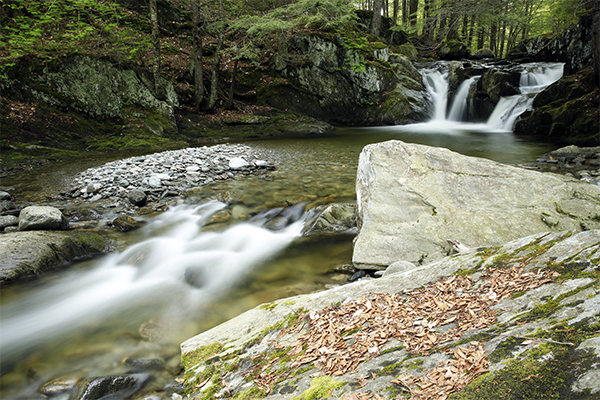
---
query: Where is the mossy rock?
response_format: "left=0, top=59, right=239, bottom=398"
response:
left=439, top=40, right=469, bottom=60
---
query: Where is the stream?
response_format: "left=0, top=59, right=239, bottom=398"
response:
left=0, top=62, right=563, bottom=399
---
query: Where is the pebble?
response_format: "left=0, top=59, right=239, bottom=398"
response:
left=63, top=144, right=275, bottom=208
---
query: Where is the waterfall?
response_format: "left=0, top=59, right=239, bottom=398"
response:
left=448, top=77, right=479, bottom=122
left=0, top=201, right=305, bottom=364
left=418, top=62, right=563, bottom=132
left=421, top=69, right=449, bottom=121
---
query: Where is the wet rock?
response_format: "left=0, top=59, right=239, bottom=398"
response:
left=0, top=231, right=114, bottom=282
left=0, top=191, right=11, bottom=200
left=68, top=373, right=152, bottom=400
left=1, top=199, right=15, bottom=213
left=0, top=215, right=19, bottom=230
left=112, top=216, right=138, bottom=232
left=18, top=206, right=69, bottom=231
left=39, top=375, right=80, bottom=397
left=128, top=190, right=148, bottom=207
left=184, top=267, right=206, bottom=288
left=124, top=358, right=166, bottom=371
left=439, top=40, right=469, bottom=60
left=303, top=203, right=357, bottom=236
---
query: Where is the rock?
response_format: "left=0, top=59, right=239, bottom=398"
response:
left=383, top=260, right=417, bottom=276
left=147, top=175, right=162, bottom=188
left=180, top=230, right=600, bottom=400
left=353, top=140, right=600, bottom=268
left=0, top=215, right=19, bottom=230
left=0, top=191, right=11, bottom=200
left=128, top=190, right=148, bottom=207
left=470, top=48, right=495, bottom=60
left=514, top=65, right=599, bottom=146
left=0, top=231, right=113, bottom=282
left=68, top=374, right=152, bottom=400
left=112, top=216, right=138, bottom=232
left=438, top=40, right=469, bottom=60
left=18, top=206, right=69, bottom=231
left=0, top=199, right=15, bottom=212
left=229, top=157, right=250, bottom=169
left=124, top=358, right=166, bottom=371
left=303, top=203, right=357, bottom=235
left=507, top=14, right=594, bottom=75
left=471, top=67, right=521, bottom=120
left=40, top=375, right=80, bottom=397
left=266, top=34, right=430, bottom=125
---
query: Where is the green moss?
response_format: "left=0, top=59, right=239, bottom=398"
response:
left=232, top=386, right=268, bottom=400
left=455, top=266, right=480, bottom=276
left=450, top=343, right=599, bottom=400
left=259, top=302, right=278, bottom=312
left=520, top=282, right=596, bottom=322
left=292, top=376, right=346, bottom=400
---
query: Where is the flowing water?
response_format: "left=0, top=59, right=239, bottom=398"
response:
left=0, top=63, right=564, bottom=399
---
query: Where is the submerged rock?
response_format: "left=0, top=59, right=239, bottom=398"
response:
left=353, top=140, right=600, bottom=268
left=68, top=373, right=152, bottom=400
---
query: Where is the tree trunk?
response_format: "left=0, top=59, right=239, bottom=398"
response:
left=402, top=0, right=407, bottom=24
left=393, top=0, right=399, bottom=24
left=490, top=22, right=497, bottom=53
left=422, top=0, right=433, bottom=41
left=477, top=25, right=484, bottom=50
left=409, top=0, right=418, bottom=26
left=227, top=59, right=238, bottom=110
left=591, top=0, right=600, bottom=87
left=370, top=0, right=384, bottom=36
left=191, top=0, right=204, bottom=112
left=150, top=0, right=161, bottom=97
left=207, top=0, right=224, bottom=112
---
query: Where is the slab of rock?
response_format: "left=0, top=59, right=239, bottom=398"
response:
left=353, top=140, right=600, bottom=268
left=18, top=206, right=69, bottom=231
left=0, top=231, right=113, bottom=282
left=180, top=230, right=600, bottom=400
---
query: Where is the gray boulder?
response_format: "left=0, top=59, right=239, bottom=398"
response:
left=0, top=231, right=113, bottom=282
left=353, top=140, right=600, bottom=269
left=127, top=189, right=147, bottom=207
left=18, top=206, right=70, bottom=231
left=303, top=203, right=357, bottom=235
left=68, top=374, right=151, bottom=400
left=0, top=215, right=19, bottom=230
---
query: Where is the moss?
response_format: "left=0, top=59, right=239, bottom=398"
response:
left=519, top=282, right=596, bottom=322
left=258, top=302, right=278, bottom=312
left=292, top=376, right=346, bottom=400
left=450, top=343, right=599, bottom=400
left=232, top=386, right=268, bottom=400
left=455, top=266, right=480, bottom=276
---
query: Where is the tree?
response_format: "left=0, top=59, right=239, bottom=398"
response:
left=370, top=0, right=384, bottom=36
left=150, top=0, right=161, bottom=96
left=207, top=0, right=224, bottom=112
left=190, top=0, right=204, bottom=112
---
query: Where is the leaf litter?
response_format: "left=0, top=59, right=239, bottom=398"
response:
left=254, top=266, right=558, bottom=399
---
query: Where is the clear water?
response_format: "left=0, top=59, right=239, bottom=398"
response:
left=0, top=125, right=560, bottom=398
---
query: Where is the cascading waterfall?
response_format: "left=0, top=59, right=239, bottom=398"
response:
left=448, top=76, right=479, bottom=122
left=0, top=201, right=306, bottom=365
left=418, top=62, right=564, bottom=132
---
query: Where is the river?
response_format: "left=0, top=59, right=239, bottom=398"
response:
left=0, top=63, right=563, bottom=399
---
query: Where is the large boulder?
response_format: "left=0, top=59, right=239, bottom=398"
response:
left=18, top=206, right=69, bottom=231
left=180, top=229, right=600, bottom=400
left=0, top=231, right=114, bottom=282
left=438, top=40, right=469, bottom=60
left=514, top=65, right=599, bottom=146
left=263, top=34, right=430, bottom=125
left=353, top=140, right=600, bottom=269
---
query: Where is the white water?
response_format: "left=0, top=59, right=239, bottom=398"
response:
left=399, top=62, right=564, bottom=134
left=0, top=201, right=305, bottom=363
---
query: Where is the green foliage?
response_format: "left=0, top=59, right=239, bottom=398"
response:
left=0, top=0, right=152, bottom=65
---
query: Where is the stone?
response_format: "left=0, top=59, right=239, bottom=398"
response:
left=0, top=231, right=113, bottom=282
left=68, top=374, right=152, bottom=400
left=0, top=191, right=11, bottom=200
left=303, top=203, right=357, bottom=235
left=0, top=215, right=19, bottom=230
left=112, top=216, right=138, bottom=232
left=147, top=175, right=162, bottom=188
left=229, top=157, right=250, bottom=169
left=18, top=206, right=69, bottom=231
left=438, top=40, right=469, bottom=60
left=383, top=260, right=417, bottom=276
left=471, top=48, right=495, bottom=60
left=40, top=375, right=80, bottom=397
left=128, top=190, right=148, bottom=207
left=353, top=140, right=600, bottom=268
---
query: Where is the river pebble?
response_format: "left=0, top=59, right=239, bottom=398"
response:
left=63, top=144, right=275, bottom=206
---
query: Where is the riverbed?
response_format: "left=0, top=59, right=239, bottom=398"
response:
left=0, top=126, right=558, bottom=399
